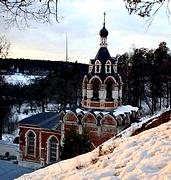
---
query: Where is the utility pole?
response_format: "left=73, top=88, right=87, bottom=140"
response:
left=64, top=33, right=68, bottom=108
left=66, top=33, right=68, bottom=62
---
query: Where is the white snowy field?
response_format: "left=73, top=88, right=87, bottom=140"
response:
left=3, top=73, right=45, bottom=86
left=17, top=113, right=171, bottom=180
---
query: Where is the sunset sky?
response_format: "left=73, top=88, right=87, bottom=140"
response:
left=1, top=0, right=171, bottom=64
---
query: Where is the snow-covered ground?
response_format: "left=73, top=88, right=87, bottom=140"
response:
left=17, top=110, right=171, bottom=180
left=0, top=160, right=33, bottom=180
left=3, top=73, right=45, bottom=86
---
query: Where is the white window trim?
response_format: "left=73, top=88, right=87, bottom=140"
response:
left=105, top=60, right=111, bottom=73
left=25, top=130, right=37, bottom=158
left=46, top=135, right=59, bottom=164
left=95, top=60, right=101, bottom=73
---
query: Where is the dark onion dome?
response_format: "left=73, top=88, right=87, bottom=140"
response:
left=99, top=25, right=108, bottom=37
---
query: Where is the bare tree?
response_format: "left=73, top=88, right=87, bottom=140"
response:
left=124, top=0, right=170, bottom=18
left=1, top=1, right=171, bottom=28
left=0, top=0, right=59, bottom=27
left=0, top=35, right=10, bottom=58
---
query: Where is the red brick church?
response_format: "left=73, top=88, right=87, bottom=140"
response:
left=19, top=14, right=139, bottom=168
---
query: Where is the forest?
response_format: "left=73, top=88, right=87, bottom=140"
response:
left=0, top=41, right=171, bottom=139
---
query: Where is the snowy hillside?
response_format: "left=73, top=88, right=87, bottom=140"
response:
left=17, top=111, right=171, bottom=180
left=3, top=73, right=45, bottom=86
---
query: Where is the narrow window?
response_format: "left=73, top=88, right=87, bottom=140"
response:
left=105, top=60, right=111, bottom=73
left=27, top=131, right=35, bottom=156
left=95, top=60, right=101, bottom=73
left=49, top=137, right=58, bottom=163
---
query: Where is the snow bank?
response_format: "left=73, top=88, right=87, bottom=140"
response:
left=17, top=112, right=171, bottom=180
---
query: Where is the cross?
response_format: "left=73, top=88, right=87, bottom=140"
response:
left=103, top=12, right=106, bottom=26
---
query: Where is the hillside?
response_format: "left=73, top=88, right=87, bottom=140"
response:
left=17, top=110, right=171, bottom=180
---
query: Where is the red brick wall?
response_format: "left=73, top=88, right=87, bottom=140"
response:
left=19, top=126, right=61, bottom=164
left=101, top=116, right=117, bottom=126
left=83, top=113, right=96, bottom=124
left=19, top=127, right=40, bottom=162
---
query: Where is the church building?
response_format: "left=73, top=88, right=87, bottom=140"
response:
left=19, top=14, right=139, bottom=168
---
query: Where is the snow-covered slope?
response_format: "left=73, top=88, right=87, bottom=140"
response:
left=17, top=112, right=171, bottom=180
left=3, top=73, right=45, bottom=86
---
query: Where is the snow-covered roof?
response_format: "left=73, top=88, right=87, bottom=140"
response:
left=76, top=105, right=138, bottom=117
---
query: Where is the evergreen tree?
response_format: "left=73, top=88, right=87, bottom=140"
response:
left=60, top=127, right=93, bottom=160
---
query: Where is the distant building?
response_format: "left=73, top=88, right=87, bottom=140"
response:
left=19, top=13, right=140, bottom=168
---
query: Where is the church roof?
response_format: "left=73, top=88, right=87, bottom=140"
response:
left=95, top=47, right=111, bottom=63
left=19, top=112, right=60, bottom=130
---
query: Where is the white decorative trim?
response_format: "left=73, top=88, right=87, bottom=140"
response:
left=46, top=135, right=59, bottom=164
left=78, top=125, right=82, bottom=134
left=87, top=90, right=93, bottom=99
left=99, top=89, right=106, bottom=100
left=89, top=75, right=102, bottom=84
left=63, top=111, right=78, bottom=122
left=113, top=65, right=117, bottom=73
left=82, top=89, right=87, bottom=98
left=119, top=89, right=122, bottom=98
left=105, top=60, right=111, bottom=73
left=100, top=37, right=108, bottom=47
left=101, top=114, right=117, bottom=126
left=25, top=129, right=37, bottom=158
left=39, top=132, right=41, bottom=160
left=112, top=90, right=118, bottom=99
left=104, top=76, right=117, bottom=84
left=95, top=60, right=101, bottom=73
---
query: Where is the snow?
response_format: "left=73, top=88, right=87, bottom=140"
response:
left=113, top=105, right=139, bottom=116
left=76, top=105, right=139, bottom=116
left=3, top=73, right=45, bottom=86
left=17, top=110, right=171, bottom=180
left=0, top=160, right=33, bottom=180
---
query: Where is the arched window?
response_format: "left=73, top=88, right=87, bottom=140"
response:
left=27, top=131, right=36, bottom=156
left=95, top=60, right=101, bottom=73
left=92, top=78, right=101, bottom=100
left=104, top=77, right=115, bottom=101
left=48, top=136, right=59, bottom=163
left=105, top=60, right=111, bottom=73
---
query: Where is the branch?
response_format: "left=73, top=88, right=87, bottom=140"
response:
left=0, top=0, right=59, bottom=28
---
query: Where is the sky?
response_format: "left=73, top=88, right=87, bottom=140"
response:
left=1, top=0, right=171, bottom=64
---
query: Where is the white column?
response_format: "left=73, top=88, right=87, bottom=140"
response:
left=99, top=84, right=106, bottom=101
left=82, top=88, right=87, bottom=98
left=87, top=90, right=93, bottom=99
left=119, top=86, right=122, bottom=98
left=60, top=122, right=65, bottom=145
left=112, top=86, right=118, bottom=99
left=113, top=65, right=117, bottom=73
left=87, top=84, right=93, bottom=99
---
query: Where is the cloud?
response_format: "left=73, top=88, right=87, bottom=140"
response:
left=2, top=0, right=171, bottom=63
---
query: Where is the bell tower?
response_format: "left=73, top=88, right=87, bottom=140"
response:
left=82, top=13, right=123, bottom=110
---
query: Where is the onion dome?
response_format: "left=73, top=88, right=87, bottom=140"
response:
left=99, top=12, right=108, bottom=37
left=99, top=26, right=108, bottom=37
